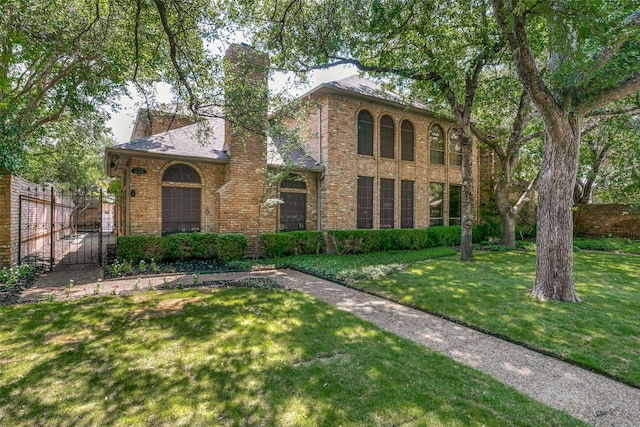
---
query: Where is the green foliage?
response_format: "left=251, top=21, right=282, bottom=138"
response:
left=164, top=233, right=217, bottom=260
left=116, top=232, right=245, bottom=263
left=215, top=234, right=248, bottom=262
left=260, top=231, right=324, bottom=258
left=573, top=237, right=640, bottom=253
left=0, top=265, right=36, bottom=289
left=327, top=226, right=487, bottom=255
left=116, top=235, right=167, bottom=264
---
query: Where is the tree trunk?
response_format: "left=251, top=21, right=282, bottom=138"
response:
left=494, top=178, right=516, bottom=247
left=532, top=119, right=581, bottom=302
left=460, top=134, right=474, bottom=261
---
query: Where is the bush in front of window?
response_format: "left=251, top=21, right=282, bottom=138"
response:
left=327, top=225, right=488, bottom=255
left=216, top=234, right=248, bottom=262
left=116, top=232, right=247, bottom=263
left=116, top=235, right=167, bottom=264
left=261, top=231, right=325, bottom=258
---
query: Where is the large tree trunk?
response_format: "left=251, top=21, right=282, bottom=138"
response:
left=494, top=179, right=516, bottom=247
left=460, top=133, right=474, bottom=261
left=532, top=118, right=581, bottom=302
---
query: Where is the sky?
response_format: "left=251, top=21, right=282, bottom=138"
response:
left=106, top=66, right=358, bottom=144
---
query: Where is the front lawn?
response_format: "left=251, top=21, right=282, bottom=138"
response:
left=0, top=288, right=583, bottom=426
left=341, top=251, right=640, bottom=387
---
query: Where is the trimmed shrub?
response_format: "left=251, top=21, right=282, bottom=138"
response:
left=261, top=231, right=325, bottom=258
left=216, top=234, right=248, bottom=262
left=327, top=226, right=487, bottom=255
left=116, top=235, right=167, bottom=263
left=163, top=233, right=217, bottom=260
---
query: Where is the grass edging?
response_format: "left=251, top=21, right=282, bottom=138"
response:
left=291, top=263, right=636, bottom=389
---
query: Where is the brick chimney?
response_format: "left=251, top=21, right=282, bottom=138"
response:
left=217, top=44, right=272, bottom=254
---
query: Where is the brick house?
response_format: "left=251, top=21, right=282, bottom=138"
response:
left=105, top=44, right=480, bottom=253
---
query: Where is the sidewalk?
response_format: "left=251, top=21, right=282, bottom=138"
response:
left=24, top=267, right=640, bottom=426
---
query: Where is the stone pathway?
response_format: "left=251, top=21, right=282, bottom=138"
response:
left=23, top=268, right=640, bottom=426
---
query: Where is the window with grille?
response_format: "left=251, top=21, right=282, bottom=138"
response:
left=401, top=120, right=414, bottom=161
left=380, top=115, right=395, bottom=159
left=430, top=124, right=444, bottom=165
left=162, top=164, right=201, bottom=234
left=357, top=176, right=374, bottom=229
left=429, top=182, right=444, bottom=226
left=279, top=174, right=307, bottom=231
left=449, top=184, right=462, bottom=225
left=401, top=180, right=414, bottom=228
left=380, top=178, right=395, bottom=228
left=449, top=128, right=462, bottom=167
left=280, top=192, right=306, bottom=231
left=358, top=110, right=374, bottom=156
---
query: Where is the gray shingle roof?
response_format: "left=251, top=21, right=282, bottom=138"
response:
left=109, top=117, right=228, bottom=162
left=304, top=75, right=433, bottom=112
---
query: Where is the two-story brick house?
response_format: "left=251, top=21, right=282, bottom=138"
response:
left=105, top=44, right=479, bottom=253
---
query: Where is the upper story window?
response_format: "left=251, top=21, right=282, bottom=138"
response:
left=449, top=128, right=462, bottom=167
left=401, top=120, right=414, bottom=161
left=430, top=124, right=445, bottom=165
left=379, top=115, right=395, bottom=159
left=357, top=110, right=374, bottom=156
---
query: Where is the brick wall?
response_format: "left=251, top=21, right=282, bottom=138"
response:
left=574, top=204, right=640, bottom=239
left=0, top=175, right=55, bottom=268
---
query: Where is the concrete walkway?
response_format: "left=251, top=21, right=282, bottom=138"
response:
left=24, top=268, right=640, bottom=426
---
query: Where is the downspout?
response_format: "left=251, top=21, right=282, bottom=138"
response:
left=309, top=95, right=324, bottom=231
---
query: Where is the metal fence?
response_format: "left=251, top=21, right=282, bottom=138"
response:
left=18, top=188, right=117, bottom=270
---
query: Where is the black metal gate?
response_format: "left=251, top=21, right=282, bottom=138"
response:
left=18, top=188, right=117, bottom=270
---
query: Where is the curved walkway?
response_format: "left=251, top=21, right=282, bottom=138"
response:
left=24, top=268, right=640, bottom=426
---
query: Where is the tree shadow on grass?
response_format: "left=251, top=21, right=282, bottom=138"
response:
left=0, top=288, right=584, bottom=426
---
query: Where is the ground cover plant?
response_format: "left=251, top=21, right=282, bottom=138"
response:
left=228, top=247, right=456, bottom=282
left=340, top=251, right=640, bottom=387
left=573, top=237, right=640, bottom=255
left=0, top=288, right=584, bottom=426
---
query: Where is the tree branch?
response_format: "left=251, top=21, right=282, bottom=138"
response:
left=578, top=72, right=640, bottom=115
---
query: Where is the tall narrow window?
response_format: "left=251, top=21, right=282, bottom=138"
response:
left=449, top=184, right=462, bottom=225
left=401, top=180, right=414, bottom=228
left=280, top=174, right=307, bottom=231
left=357, top=110, right=374, bottom=156
left=380, top=178, right=395, bottom=228
left=430, top=124, right=444, bottom=165
left=429, top=182, right=444, bottom=226
left=449, top=128, right=462, bottom=167
left=401, top=120, right=414, bottom=161
left=357, top=176, right=374, bottom=229
left=380, top=115, right=395, bottom=159
left=162, top=164, right=201, bottom=234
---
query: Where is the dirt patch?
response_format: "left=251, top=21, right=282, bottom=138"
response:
left=128, top=296, right=204, bottom=321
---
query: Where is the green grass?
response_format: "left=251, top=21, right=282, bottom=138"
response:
left=229, top=247, right=457, bottom=282
left=342, top=251, right=640, bottom=387
left=0, top=288, right=584, bottom=426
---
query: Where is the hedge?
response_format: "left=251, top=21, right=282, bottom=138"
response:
left=116, top=232, right=247, bottom=263
left=327, top=225, right=488, bottom=255
left=261, top=231, right=324, bottom=258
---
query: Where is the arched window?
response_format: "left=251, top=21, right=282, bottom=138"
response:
left=430, top=124, right=444, bottom=165
left=357, top=110, right=374, bottom=156
left=401, top=120, right=414, bottom=161
left=380, top=115, right=395, bottom=159
left=162, top=164, right=201, bottom=234
left=279, top=174, right=307, bottom=231
left=449, top=128, right=462, bottom=167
